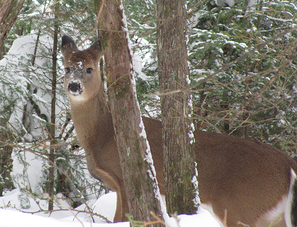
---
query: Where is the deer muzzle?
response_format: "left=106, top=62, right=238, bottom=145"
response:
left=68, top=80, right=83, bottom=96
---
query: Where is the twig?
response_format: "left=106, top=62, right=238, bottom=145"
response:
left=78, top=0, right=105, bottom=46
left=8, top=145, right=109, bottom=223
left=1, top=204, right=111, bottom=223
left=143, top=27, right=297, bottom=98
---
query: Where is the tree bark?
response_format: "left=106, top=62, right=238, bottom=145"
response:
left=157, top=0, right=199, bottom=214
left=0, top=0, right=25, bottom=50
left=0, top=0, right=24, bottom=196
left=48, top=2, right=58, bottom=211
left=0, top=119, right=14, bottom=196
left=96, top=0, right=164, bottom=225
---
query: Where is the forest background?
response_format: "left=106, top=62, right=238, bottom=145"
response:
left=0, top=0, right=297, bottom=219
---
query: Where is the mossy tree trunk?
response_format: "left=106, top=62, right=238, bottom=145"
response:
left=95, top=0, right=164, bottom=225
left=157, top=0, right=200, bottom=215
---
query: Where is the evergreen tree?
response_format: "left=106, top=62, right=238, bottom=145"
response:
left=189, top=0, right=297, bottom=152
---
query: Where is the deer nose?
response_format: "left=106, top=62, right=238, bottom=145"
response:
left=68, top=81, right=83, bottom=96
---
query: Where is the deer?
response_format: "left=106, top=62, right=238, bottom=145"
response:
left=61, top=35, right=297, bottom=227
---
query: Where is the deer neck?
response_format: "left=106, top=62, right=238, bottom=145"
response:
left=70, top=88, right=113, bottom=154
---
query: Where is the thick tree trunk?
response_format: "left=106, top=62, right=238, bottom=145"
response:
left=157, top=0, right=199, bottom=214
left=0, top=0, right=25, bottom=49
left=96, top=0, right=164, bottom=225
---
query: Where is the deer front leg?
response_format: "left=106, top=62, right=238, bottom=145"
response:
left=85, top=157, right=124, bottom=222
left=113, top=181, right=129, bottom=222
left=119, top=181, right=129, bottom=222
left=114, top=190, right=123, bottom=222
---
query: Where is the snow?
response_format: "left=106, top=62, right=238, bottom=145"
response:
left=0, top=190, right=221, bottom=227
left=191, top=161, right=201, bottom=207
left=0, top=209, right=127, bottom=227
left=0, top=34, right=69, bottom=141
left=0, top=148, right=221, bottom=227
left=11, top=149, right=44, bottom=195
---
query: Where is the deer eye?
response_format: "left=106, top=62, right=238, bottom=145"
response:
left=65, top=67, right=71, bottom=73
left=86, top=68, right=93, bottom=74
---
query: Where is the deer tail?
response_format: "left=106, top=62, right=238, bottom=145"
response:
left=285, top=168, right=297, bottom=227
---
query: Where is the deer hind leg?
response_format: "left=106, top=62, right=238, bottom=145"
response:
left=255, top=199, right=287, bottom=227
left=256, top=169, right=297, bottom=227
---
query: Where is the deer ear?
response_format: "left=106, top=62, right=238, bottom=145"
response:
left=87, top=39, right=103, bottom=61
left=61, top=35, right=78, bottom=58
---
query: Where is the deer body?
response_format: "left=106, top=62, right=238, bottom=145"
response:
left=61, top=36, right=297, bottom=227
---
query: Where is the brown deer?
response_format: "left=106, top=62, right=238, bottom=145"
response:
left=61, top=35, right=297, bottom=227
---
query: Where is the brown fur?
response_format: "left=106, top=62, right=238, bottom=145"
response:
left=61, top=35, right=297, bottom=226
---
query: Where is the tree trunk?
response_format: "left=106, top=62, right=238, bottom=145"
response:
left=48, top=3, right=58, bottom=211
left=0, top=119, right=14, bottom=196
left=0, top=0, right=25, bottom=49
left=157, top=0, right=199, bottom=214
left=0, top=0, right=24, bottom=196
left=96, top=0, right=164, bottom=225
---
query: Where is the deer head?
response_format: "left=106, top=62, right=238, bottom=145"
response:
left=61, top=35, right=103, bottom=103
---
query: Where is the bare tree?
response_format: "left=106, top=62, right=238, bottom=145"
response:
left=157, top=0, right=199, bottom=214
left=95, top=0, right=164, bottom=225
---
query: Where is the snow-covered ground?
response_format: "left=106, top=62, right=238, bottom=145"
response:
left=0, top=189, right=221, bottom=227
left=0, top=150, right=221, bottom=227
